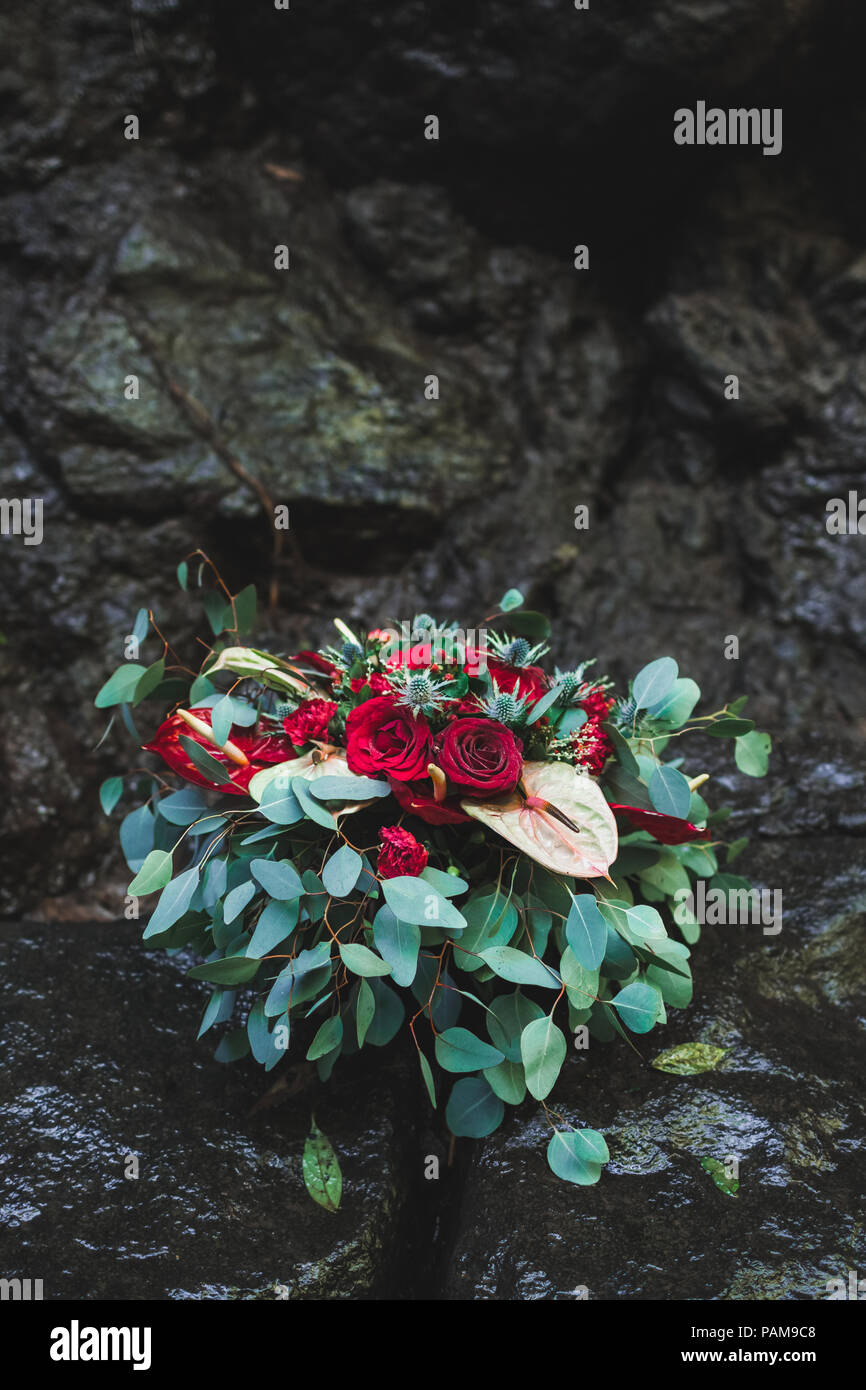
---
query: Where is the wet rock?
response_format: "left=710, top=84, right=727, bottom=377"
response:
left=0, top=921, right=425, bottom=1299
left=442, top=764, right=866, bottom=1299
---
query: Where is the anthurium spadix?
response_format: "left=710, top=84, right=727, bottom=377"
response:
left=461, top=761, right=618, bottom=878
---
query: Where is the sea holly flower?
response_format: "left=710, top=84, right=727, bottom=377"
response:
left=377, top=826, right=429, bottom=879
left=473, top=679, right=530, bottom=726
left=389, top=666, right=455, bottom=717
left=488, top=631, right=550, bottom=667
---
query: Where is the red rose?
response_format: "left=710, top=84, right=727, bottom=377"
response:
left=436, top=717, right=523, bottom=797
left=487, top=657, right=548, bottom=705
left=143, top=708, right=297, bottom=796
left=388, top=775, right=471, bottom=825
left=283, top=698, right=337, bottom=746
left=377, top=825, right=429, bottom=879
left=609, top=804, right=710, bottom=844
left=345, top=696, right=432, bottom=782
left=349, top=672, right=391, bottom=694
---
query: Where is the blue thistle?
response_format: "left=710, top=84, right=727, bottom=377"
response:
left=391, top=665, right=453, bottom=716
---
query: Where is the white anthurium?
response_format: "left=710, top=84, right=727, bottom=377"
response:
left=249, top=749, right=378, bottom=817
left=461, top=760, right=618, bottom=879
left=205, top=646, right=311, bottom=696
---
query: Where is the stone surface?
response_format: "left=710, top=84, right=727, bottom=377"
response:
left=1, top=0, right=866, bottom=1302
left=442, top=741, right=866, bottom=1300
left=0, top=921, right=433, bottom=1299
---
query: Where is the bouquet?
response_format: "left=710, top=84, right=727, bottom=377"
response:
left=96, top=557, right=771, bottom=1203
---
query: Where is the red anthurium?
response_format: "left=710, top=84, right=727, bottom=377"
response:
left=143, top=708, right=297, bottom=795
left=608, top=804, right=710, bottom=844
left=388, top=775, right=472, bottom=825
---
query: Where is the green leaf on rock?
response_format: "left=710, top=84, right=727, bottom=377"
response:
left=651, top=1042, right=729, bottom=1075
left=700, top=1156, right=739, bottom=1197
left=303, top=1118, right=342, bottom=1213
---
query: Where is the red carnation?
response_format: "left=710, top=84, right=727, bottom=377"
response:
left=487, top=656, right=548, bottom=706
left=344, top=696, right=433, bottom=782
left=579, top=688, right=615, bottom=722
left=143, top=708, right=297, bottom=795
left=377, top=825, right=429, bottom=879
left=436, top=717, right=523, bottom=797
left=283, top=698, right=337, bottom=746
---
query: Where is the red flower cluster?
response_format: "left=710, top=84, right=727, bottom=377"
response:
left=283, top=698, right=337, bottom=746
left=487, top=656, right=548, bottom=705
left=377, top=825, right=429, bottom=879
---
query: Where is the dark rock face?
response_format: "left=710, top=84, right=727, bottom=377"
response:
left=1, top=0, right=865, bottom=1300
left=444, top=740, right=866, bottom=1299
left=0, top=921, right=436, bottom=1300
